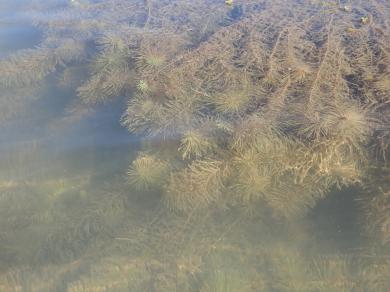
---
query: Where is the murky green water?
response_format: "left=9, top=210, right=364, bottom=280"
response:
left=0, top=0, right=389, bottom=291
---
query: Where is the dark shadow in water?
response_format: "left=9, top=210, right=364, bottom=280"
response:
left=308, top=186, right=365, bottom=252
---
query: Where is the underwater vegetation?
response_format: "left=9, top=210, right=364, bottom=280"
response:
left=127, top=153, right=169, bottom=191
left=124, top=0, right=390, bottom=220
left=1, top=0, right=390, bottom=290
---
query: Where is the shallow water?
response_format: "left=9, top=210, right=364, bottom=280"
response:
left=0, top=0, right=389, bottom=291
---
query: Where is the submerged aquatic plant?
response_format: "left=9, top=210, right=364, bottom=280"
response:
left=127, top=153, right=169, bottom=191
left=136, top=79, right=149, bottom=93
left=179, top=129, right=217, bottom=160
left=361, top=179, right=390, bottom=246
left=164, top=159, right=227, bottom=212
left=135, top=45, right=167, bottom=72
left=1, top=0, right=390, bottom=290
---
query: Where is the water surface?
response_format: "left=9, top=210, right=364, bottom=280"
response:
left=0, top=0, right=389, bottom=291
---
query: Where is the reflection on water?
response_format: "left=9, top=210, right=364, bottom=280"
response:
left=0, top=0, right=389, bottom=291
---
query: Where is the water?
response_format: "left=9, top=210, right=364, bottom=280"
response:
left=0, top=0, right=389, bottom=291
